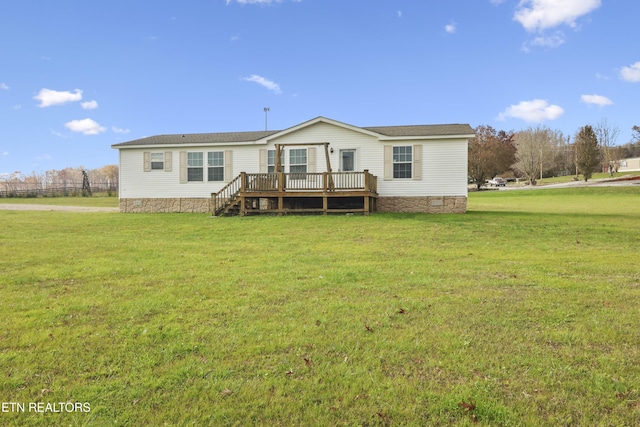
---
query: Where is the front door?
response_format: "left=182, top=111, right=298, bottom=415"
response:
left=340, top=149, right=356, bottom=172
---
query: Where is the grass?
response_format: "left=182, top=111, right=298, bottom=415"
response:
left=1, top=187, right=639, bottom=426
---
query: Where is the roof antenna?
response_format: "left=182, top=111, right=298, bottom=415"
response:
left=263, top=107, right=270, bottom=131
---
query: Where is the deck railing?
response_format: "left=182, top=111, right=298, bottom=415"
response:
left=211, top=173, right=243, bottom=215
left=243, top=171, right=376, bottom=192
left=212, top=171, right=377, bottom=215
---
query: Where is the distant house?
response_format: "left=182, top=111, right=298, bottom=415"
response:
left=617, top=157, right=640, bottom=172
left=111, top=116, right=474, bottom=215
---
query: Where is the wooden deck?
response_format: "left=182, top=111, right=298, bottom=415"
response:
left=212, top=170, right=378, bottom=216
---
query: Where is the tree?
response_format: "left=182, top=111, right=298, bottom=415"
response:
left=468, top=125, right=516, bottom=189
left=594, top=119, right=620, bottom=176
left=574, top=125, right=601, bottom=181
left=513, top=126, right=564, bottom=185
left=633, top=125, right=640, bottom=142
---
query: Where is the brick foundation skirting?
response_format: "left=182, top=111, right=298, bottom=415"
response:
left=377, top=196, right=467, bottom=213
left=119, top=198, right=210, bottom=213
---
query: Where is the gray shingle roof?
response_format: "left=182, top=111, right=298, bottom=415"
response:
left=362, top=123, right=474, bottom=137
left=112, top=130, right=280, bottom=147
left=112, top=120, right=474, bottom=148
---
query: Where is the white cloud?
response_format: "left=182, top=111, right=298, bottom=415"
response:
left=497, top=99, right=564, bottom=123
left=445, top=23, right=457, bottom=34
left=530, top=33, right=565, bottom=48
left=230, top=35, right=240, bottom=42
left=112, top=126, right=130, bottom=134
left=397, top=10, right=402, bottom=18
left=34, top=88, right=82, bottom=107
left=81, top=100, right=98, bottom=110
left=0, top=83, right=8, bottom=90
left=2, top=151, right=8, bottom=156
left=50, top=129, right=67, bottom=138
left=514, top=0, right=601, bottom=32
left=64, top=118, right=106, bottom=135
left=620, top=61, right=640, bottom=82
left=242, top=74, right=281, bottom=94
left=581, top=94, right=613, bottom=107
left=12, top=104, right=22, bottom=110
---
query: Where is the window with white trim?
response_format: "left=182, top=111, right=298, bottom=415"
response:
left=187, top=152, right=203, bottom=182
left=207, top=151, right=224, bottom=181
left=267, top=149, right=282, bottom=173
left=150, top=152, right=164, bottom=170
left=289, top=148, right=307, bottom=179
left=393, top=146, right=412, bottom=179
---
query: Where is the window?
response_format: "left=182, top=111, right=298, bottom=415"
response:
left=267, top=149, right=282, bottom=173
left=207, top=151, right=224, bottom=181
left=340, top=149, right=356, bottom=172
left=289, top=148, right=307, bottom=179
left=187, top=152, right=203, bottom=181
left=150, top=153, right=164, bottom=170
left=393, top=146, right=412, bottom=179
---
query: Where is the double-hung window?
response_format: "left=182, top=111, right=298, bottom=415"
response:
left=187, top=152, right=204, bottom=182
left=393, top=146, right=412, bottom=179
left=289, top=149, right=307, bottom=179
left=150, top=153, right=164, bottom=170
left=267, top=149, right=283, bottom=173
left=207, top=151, right=224, bottom=181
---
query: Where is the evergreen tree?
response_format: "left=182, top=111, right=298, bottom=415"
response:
left=574, top=125, right=601, bottom=181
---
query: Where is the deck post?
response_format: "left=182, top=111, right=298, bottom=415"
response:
left=240, top=172, right=246, bottom=216
left=278, top=172, right=284, bottom=191
left=363, top=170, right=370, bottom=191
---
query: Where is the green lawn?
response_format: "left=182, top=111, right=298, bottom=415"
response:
left=1, top=187, right=639, bottom=426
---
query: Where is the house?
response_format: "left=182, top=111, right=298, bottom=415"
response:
left=617, top=157, right=640, bottom=173
left=111, top=116, right=474, bottom=215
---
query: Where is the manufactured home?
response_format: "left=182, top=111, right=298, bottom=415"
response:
left=111, top=117, right=474, bottom=215
left=617, top=157, right=640, bottom=173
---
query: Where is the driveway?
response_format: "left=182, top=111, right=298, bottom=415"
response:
left=0, top=204, right=119, bottom=212
left=501, top=175, right=640, bottom=191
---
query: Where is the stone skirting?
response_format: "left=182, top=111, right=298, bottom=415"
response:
left=119, top=198, right=210, bottom=213
left=119, top=196, right=466, bottom=214
left=377, top=196, right=467, bottom=213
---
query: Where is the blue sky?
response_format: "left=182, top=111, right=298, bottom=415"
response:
left=1, top=0, right=638, bottom=174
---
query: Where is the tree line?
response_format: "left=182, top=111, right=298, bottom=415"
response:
left=0, top=165, right=118, bottom=197
left=468, top=120, right=640, bottom=189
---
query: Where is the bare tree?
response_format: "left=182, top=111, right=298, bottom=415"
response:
left=513, top=126, right=564, bottom=185
left=594, top=119, right=621, bottom=176
left=575, top=125, right=601, bottom=181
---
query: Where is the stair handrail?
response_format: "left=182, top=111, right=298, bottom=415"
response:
left=211, top=173, right=243, bottom=215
